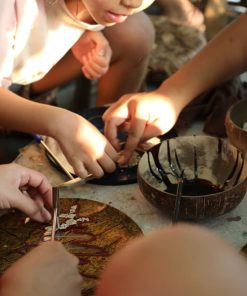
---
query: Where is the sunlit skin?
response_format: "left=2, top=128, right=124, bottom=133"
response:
left=103, top=89, right=178, bottom=164
left=0, top=163, right=52, bottom=222
left=96, top=224, right=247, bottom=296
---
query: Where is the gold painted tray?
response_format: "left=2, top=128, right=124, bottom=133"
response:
left=0, top=198, right=142, bottom=295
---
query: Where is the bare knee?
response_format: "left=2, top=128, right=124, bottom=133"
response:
left=122, top=12, right=155, bottom=61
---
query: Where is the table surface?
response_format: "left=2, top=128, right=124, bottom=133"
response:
left=14, top=136, right=247, bottom=250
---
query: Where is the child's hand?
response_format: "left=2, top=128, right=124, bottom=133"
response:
left=0, top=241, right=82, bottom=296
left=53, top=111, right=118, bottom=178
left=72, top=30, right=112, bottom=80
left=0, top=163, right=52, bottom=222
left=103, top=91, right=179, bottom=164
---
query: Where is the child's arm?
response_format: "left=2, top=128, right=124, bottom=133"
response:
left=0, top=241, right=82, bottom=296
left=103, top=12, right=247, bottom=164
left=0, top=163, right=52, bottom=222
left=71, top=30, right=112, bottom=80
left=0, top=88, right=118, bottom=178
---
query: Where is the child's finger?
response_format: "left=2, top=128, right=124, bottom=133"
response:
left=20, top=167, right=53, bottom=209
left=82, top=55, right=100, bottom=79
left=104, top=115, right=124, bottom=152
left=91, top=48, right=111, bottom=67
left=81, top=66, right=94, bottom=80
left=67, top=158, right=89, bottom=179
left=96, top=46, right=112, bottom=64
left=32, top=193, right=52, bottom=221
left=82, top=49, right=109, bottom=76
left=82, top=56, right=109, bottom=79
left=13, top=191, right=51, bottom=223
left=83, top=52, right=108, bottom=70
left=119, top=117, right=146, bottom=165
left=84, top=63, right=108, bottom=78
left=82, top=63, right=103, bottom=80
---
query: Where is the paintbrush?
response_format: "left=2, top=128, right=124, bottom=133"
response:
left=32, top=133, right=74, bottom=180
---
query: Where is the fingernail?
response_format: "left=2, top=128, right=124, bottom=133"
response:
left=98, top=49, right=105, bottom=56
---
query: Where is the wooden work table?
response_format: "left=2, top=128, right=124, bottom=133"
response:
left=14, top=140, right=247, bottom=250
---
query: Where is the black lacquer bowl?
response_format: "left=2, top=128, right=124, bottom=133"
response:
left=137, top=135, right=247, bottom=221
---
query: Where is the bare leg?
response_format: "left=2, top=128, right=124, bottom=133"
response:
left=156, top=0, right=205, bottom=30
left=96, top=224, right=247, bottom=296
left=97, top=12, right=155, bottom=106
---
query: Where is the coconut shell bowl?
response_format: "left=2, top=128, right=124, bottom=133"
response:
left=137, top=135, right=247, bottom=221
left=225, top=99, right=247, bottom=153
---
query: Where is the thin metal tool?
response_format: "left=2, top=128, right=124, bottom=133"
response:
left=172, top=176, right=184, bottom=223
left=32, top=134, right=74, bottom=180
left=51, top=187, right=60, bottom=241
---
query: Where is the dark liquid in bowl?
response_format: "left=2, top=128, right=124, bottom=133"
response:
left=165, top=178, right=223, bottom=196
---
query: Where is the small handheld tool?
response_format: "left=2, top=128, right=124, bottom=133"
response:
left=51, top=187, right=60, bottom=241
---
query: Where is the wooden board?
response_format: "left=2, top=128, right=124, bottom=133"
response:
left=0, top=198, right=142, bottom=295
